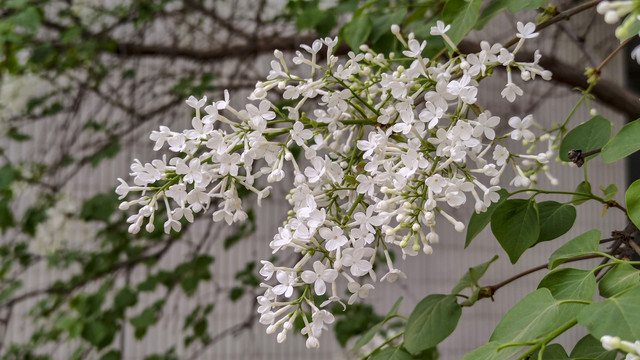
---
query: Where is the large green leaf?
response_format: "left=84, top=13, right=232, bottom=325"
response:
left=404, top=294, right=461, bottom=354
left=536, top=201, right=576, bottom=243
left=369, top=10, right=406, bottom=44
left=599, top=263, right=640, bottom=298
left=490, top=198, right=539, bottom=264
left=475, top=0, right=547, bottom=30
left=538, top=268, right=595, bottom=327
left=530, top=344, right=569, bottom=360
left=353, top=297, right=403, bottom=351
left=490, top=288, right=559, bottom=343
left=601, top=118, right=640, bottom=163
left=626, top=179, right=640, bottom=229
left=465, top=189, right=508, bottom=248
left=548, top=229, right=601, bottom=269
left=342, top=14, right=372, bottom=51
left=560, top=116, right=611, bottom=162
left=488, top=289, right=560, bottom=359
left=442, top=0, right=482, bottom=46
left=570, top=334, right=617, bottom=360
left=451, top=255, right=499, bottom=294
left=460, top=342, right=511, bottom=360
left=370, top=347, right=413, bottom=360
left=538, top=268, right=596, bottom=301
left=578, top=285, right=640, bottom=340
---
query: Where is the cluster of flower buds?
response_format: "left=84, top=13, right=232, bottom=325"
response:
left=596, top=1, right=640, bottom=62
left=117, top=22, right=557, bottom=348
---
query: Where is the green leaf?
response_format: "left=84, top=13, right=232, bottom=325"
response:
left=353, top=297, right=403, bottom=351
left=409, top=347, right=438, bottom=360
left=130, top=306, right=158, bottom=339
left=490, top=198, right=539, bottom=264
left=81, top=321, right=116, bottom=349
left=572, top=181, right=592, bottom=205
left=538, top=268, right=595, bottom=327
left=0, top=199, right=15, bottom=233
left=295, top=6, right=325, bottom=31
left=601, top=184, right=619, bottom=202
left=229, top=287, right=244, bottom=302
left=369, top=10, right=407, bottom=44
left=90, top=142, right=121, bottom=168
left=570, top=334, right=617, bottom=360
left=314, top=9, right=337, bottom=36
left=114, top=287, right=137, bottom=310
left=536, top=201, right=576, bottom=243
left=538, top=268, right=596, bottom=301
left=490, top=289, right=559, bottom=343
left=548, top=229, right=601, bottom=269
left=460, top=342, right=505, bottom=360
left=616, top=12, right=640, bottom=42
left=61, top=26, right=83, bottom=44
left=9, top=7, right=41, bottom=31
left=560, top=115, right=611, bottom=162
left=100, top=350, right=121, bottom=360
left=342, top=15, right=372, bottom=51
left=530, top=344, right=569, bottom=360
left=7, top=127, right=31, bottom=141
left=578, top=285, right=640, bottom=340
left=599, top=263, right=640, bottom=298
left=80, top=192, right=119, bottom=222
left=333, top=304, right=382, bottom=347
left=476, top=0, right=547, bottom=30
left=465, top=189, right=508, bottom=248
left=442, top=0, right=482, bottom=46
left=626, top=179, right=640, bottom=229
left=404, top=294, right=461, bottom=354
left=0, top=164, right=17, bottom=192
left=370, top=347, right=413, bottom=360
left=489, top=289, right=559, bottom=359
left=6, top=0, right=29, bottom=9
left=451, top=255, right=499, bottom=294
left=601, top=118, right=640, bottom=163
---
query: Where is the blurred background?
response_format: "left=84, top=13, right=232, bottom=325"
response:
left=0, top=0, right=638, bottom=358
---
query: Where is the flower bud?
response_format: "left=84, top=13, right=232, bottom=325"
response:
left=423, top=244, right=433, bottom=255
left=277, top=332, right=287, bottom=343
left=306, top=336, right=320, bottom=349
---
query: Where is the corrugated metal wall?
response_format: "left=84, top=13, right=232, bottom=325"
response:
left=1, top=3, right=631, bottom=359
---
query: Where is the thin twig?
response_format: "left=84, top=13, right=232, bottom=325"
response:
left=486, top=254, right=601, bottom=295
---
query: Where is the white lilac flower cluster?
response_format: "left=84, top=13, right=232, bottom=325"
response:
left=117, top=22, right=556, bottom=348
left=597, top=1, right=640, bottom=62
left=601, top=335, right=640, bottom=359
left=30, top=195, right=98, bottom=255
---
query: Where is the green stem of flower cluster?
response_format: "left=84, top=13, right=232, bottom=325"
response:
left=514, top=319, right=578, bottom=360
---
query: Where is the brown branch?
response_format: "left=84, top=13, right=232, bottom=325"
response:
left=111, top=34, right=319, bottom=62
left=485, top=254, right=602, bottom=296
left=1, top=238, right=176, bottom=308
